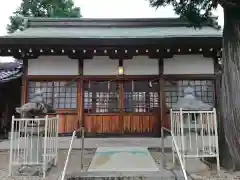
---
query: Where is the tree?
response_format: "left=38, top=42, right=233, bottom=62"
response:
left=148, top=0, right=240, bottom=171
left=7, top=0, right=81, bottom=33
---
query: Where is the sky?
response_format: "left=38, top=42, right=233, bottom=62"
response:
left=0, top=0, right=224, bottom=62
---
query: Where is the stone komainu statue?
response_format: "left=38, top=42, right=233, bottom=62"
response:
left=16, top=90, right=56, bottom=118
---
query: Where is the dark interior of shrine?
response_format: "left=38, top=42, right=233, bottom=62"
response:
left=0, top=77, right=21, bottom=138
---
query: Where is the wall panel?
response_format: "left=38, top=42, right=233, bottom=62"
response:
left=163, top=55, right=214, bottom=74
left=28, top=56, right=79, bottom=75
left=83, top=56, right=118, bottom=75
left=123, top=56, right=159, bottom=75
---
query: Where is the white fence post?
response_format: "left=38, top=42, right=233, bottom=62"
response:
left=170, top=109, right=176, bottom=165
left=179, top=108, right=186, bottom=168
left=8, top=116, right=15, bottom=176
left=55, top=115, right=59, bottom=166
left=213, top=108, right=220, bottom=173
left=43, top=115, right=48, bottom=178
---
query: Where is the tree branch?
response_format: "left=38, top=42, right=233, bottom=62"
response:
left=219, top=0, right=240, bottom=8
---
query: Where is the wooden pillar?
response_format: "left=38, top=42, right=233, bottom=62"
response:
left=21, top=58, right=28, bottom=104
left=213, top=56, right=221, bottom=106
left=158, top=58, right=164, bottom=135
left=78, top=59, right=84, bottom=129
left=119, top=59, right=124, bottom=133
left=78, top=80, right=84, bottom=128
left=213, top=56, right=222, bottom=127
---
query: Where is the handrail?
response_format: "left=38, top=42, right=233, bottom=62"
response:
left=161, top=127, right=188, bottom=180
left=60, top=127, right=85, bottom=180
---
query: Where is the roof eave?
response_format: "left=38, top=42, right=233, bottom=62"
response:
left=0, top=36, right=222, bottom=47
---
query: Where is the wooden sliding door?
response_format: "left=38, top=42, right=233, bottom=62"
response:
left=83, top=78, right=160, bottom=137
left=122, top=80, right=159, bottom=136
left=83, top=80, right=121, bottom=136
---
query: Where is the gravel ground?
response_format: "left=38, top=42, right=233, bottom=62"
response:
left=0, top=149, right=96, bottom=180
left=149, top=150, right=240, bottom=180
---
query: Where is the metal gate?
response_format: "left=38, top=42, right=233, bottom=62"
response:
left=9, top=115, right=59, bottom=178
left=170, top=108, right=220, bottom=172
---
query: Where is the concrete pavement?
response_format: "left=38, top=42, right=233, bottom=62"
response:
left=0, top=137, right=173, bottom=150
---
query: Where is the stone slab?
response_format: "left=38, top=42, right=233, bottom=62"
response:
left=88, top=147, right=159, bottom=172
left=65, top=171, right=176, bottom=180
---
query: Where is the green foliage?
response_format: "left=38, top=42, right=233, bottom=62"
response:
left=148, top=0, right=219, bottom=27
left=7, top=0, right=81, bottom=33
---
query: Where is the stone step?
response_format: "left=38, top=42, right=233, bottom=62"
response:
left=63, top=171, right=177, bottom=180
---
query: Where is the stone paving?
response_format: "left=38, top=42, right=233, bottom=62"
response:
left=0, top=138, right=239, bottom=180
left=0, top=149, right=176, bottom=180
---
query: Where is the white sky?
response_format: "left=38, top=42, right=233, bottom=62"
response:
left=0, top=0, right=224, bottom=62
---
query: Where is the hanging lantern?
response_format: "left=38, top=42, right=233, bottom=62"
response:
left=118, top=66, right=124, bottom=75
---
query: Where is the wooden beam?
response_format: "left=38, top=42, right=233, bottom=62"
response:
left=79, top=59, right=83, bottom=75
left=1, top=46, right=222, bottom=58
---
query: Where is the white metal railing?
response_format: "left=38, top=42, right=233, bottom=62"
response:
left=60, top=127, right=85, bottom=180
left=161, top=127, right=188, bottom=180
left=170, top=108, right=220, bottom=173
left=9, top=115, right=59, bottom=178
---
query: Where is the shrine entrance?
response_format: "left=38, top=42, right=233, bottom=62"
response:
left=83, top=77, right=160, bottom=137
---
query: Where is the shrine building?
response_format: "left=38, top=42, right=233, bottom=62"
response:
left=0, top=17, right=222, bottom=137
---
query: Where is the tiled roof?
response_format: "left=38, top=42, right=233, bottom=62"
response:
left=3, top=17, right=222, bottom=39
left=7, top=26, right=222, bottom=39
left=0, top=59, right=23, bottom=83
